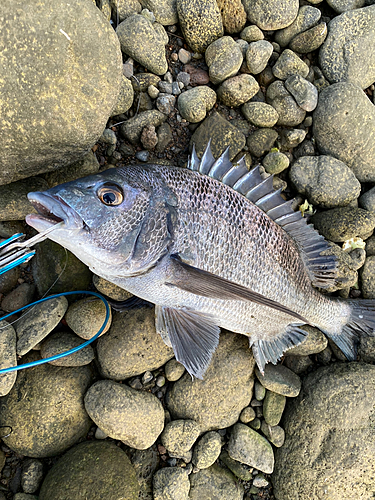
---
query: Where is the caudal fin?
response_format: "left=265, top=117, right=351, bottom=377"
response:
left=327, top=300, right=375, bottom=361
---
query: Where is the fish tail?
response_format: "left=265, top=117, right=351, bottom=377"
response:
left=323, top=299, right=375, bottom=360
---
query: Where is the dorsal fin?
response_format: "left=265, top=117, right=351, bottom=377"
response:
left=187, top=142, right=337, bottom=289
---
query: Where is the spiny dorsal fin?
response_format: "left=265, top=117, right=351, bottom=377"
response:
left=187, top=141, right=337, bottom=289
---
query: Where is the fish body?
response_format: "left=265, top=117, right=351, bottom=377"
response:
left=26, top=145, right=375, bottom=378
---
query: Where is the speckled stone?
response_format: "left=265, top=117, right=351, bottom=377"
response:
left=116, top=15, right=168, bottom=75
left=319, top=5, right=375, bottom=89
left=217, top=74, right=259, bottom=107
left=165, top=359, right=186, bottom=381
left=255, top=364, right=301, bottom=397
left=192, top=431, right=222, bottom=468
left=217, top=0, right=247, bottom=33
left=262, top=151, right=289, bottom=174
left=266, top=80, right=306, bottom=126
left=241, top=25, right=264, bottom=42
left=284, top=74, right=318, bottom=112
left=274, top=5, right=321, bottom=47
left=272, top=49, right=309, bottom=80
left=285, top=325, right=328, bottom=356
left=161, top=419, right=200, bottom=458
left=246, top=40, right=273, bottom=74
left=311, top=207, right=375, bottom=242
left=228, top=423, right=274, bottom=473
left=189, top=464, right=244, bottom=499
left=65, top=297, right=112, bottom=340
left=177, top=86, right=216, bottom=122
left=205, top=36, right=243, bottom=84
left=263, top=391, right=286, bottom=426
left=247, top=128, right=278, bottom=157
left=242, top=0, right=299, bottom=30
left=0, top=177, right=48, bottom=220
left=153, top=467, right=190, bottom=500
left=261, top=422, right=285, bottom=447
left=93, top=274, right=132, bottom=301
left=40, top=331, right=95, bottom=367
left=43, top=151, right=100, bottom=188
left=111, top=75, right=134, bottom=116
left=0, top=321, right=17, bottom=396
left=289, top=22, right=327, bottom=53
left=177, top=0, right=223, bottom=53
left=220, top=450, right=253, bottom=480
left=141, top=0, right=178, bottom=25
left=361, top=256, right=375, bottom=299
left=121, top=110, right=167, bottom=144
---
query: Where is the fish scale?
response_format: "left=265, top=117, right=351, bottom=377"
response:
left=26, top=143, right=375, bottom=378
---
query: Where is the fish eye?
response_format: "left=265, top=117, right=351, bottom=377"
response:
left=97, top=184, right=124, bottom=206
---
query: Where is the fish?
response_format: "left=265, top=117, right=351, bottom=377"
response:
left=26, top=143, right=375, bottom=379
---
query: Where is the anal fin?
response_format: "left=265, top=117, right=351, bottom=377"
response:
left=250, top=325, right=308, bottom=374
left=155, top=305, right=220, bottom=379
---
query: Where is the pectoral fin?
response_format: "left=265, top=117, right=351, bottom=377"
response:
left=166, top=255, right=308, bottom=323
left=155, top=305, right=220, bottom=379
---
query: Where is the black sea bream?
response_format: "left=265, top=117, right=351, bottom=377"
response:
left=26, top=144, right=375, bottom=378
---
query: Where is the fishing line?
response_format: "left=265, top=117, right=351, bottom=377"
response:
left=0, top=290, right=110, bottom=374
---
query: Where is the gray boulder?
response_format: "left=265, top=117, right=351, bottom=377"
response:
left=273, top=362, right=375, bottom=500
left=313, top=82, right=375, bottom=182
left=0, top=0, right=122, bottom=185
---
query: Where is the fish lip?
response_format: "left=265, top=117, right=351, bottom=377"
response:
left=27, top=192, right=84, bottom=229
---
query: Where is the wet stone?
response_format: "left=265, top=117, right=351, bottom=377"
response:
left=274, top=5, right=322, bottom=47
left=15, top=296, right=68, bottom=356
left=0, top=321, right=17, bottom=397
left=240, top=25, right=264, bottom=42
left=266, top=80, right=306, bottom=126
left=153, top=467, right=190, bottom=500
left=40, top=331, right=95, bottom=367
left=177, top=86, right=216, bottom=123
left=192, top=431, right=222, bottom=469
left=205, top=36, right=243, bottom=85
left=289, top=22, right=327, bottom=53
left=246, top=40, right=273, bottom=75
left=260, top=422, right=285, bottom=447
left=272, top=49, right=309, bottom=80
left=262, top=151, right=290, bottom=174
left=220, top=450, right=253, bottom=480
left=21, top=459, right=44, bottom=494
left=263, top=391, right=286, bottom=426
left=228, top=423, right=274, bottom=474
left=165, top=359, right=186, bottom=381
left=284, top=74, right=318, bottom=112
left=311, top=207, right=375, bottom=242
left=161, top=420, right=200, bottom=459
left=242, top=101, right=279, bottom=127
left=247, top=128, right=278, bottom=157
left=242, top=0, right=299, bottom=30
left=189, top=464, right=244, bottom=500
left=217, top=74, right=259, bottom=107
left=84, top=379, right=164, bottom=449
left=255, top=364, right=302, bottom=397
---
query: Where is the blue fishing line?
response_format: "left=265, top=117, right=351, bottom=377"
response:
left=0, top=252, right=36, bottom=276
left=0, top=291, right=110, bottom=374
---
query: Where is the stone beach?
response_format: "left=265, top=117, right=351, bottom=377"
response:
left=1, top=0, right=375, bottom=499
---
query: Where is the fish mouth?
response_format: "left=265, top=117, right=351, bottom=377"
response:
left=26, top=192, right=84, bottom=231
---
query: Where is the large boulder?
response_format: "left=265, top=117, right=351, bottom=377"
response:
left=0, top=0, right=122, bottom=185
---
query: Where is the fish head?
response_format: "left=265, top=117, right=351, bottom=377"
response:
left=26, top=166, right=175, bottom=277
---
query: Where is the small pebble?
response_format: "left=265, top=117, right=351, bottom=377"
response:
left=156, top=375, right=166, bottom=387
left=253, top=473, right=269, bottom=488
left=95, top=427, right=109, bottom=439
left=178, top=48, right=191, bottom=64
left=240, top=406, right=256, bottom=423
left=254, top=381, right=266, bottom=401
left=21, top=459, right=43, bottom=494
left=135, top=150, right=150, bottom=162
left=148, top=85, right=159, bottom=99
left=142, top=371, right=154, bottom=384
left=165, top=359, right=186, bottom=381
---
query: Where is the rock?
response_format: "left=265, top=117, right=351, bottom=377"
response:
left=358, top=336, right=375, bottom=362
left=39, top=440, right=139, bottom=500
left=121, top=110, right=167, bottom=144
left=266, top=80, right=306, bottom=126
left=93, top=274, right=132, bottom=301
left=241, top=25, right=264, bottom=42
left=31, top=239, right=92, bottom=297
left=247, top=128, right=278, bottom=157
left=84, top=379, right=164, bottom=449
left=0, top=321, right=17, bottom=396
left=254, top=380, right=266, bottom=400
left=318, top=242, right=364, bottom=292
left=284, top=75, right=318, bottom=112
left=255, top=364, right=301, bottom=397
left=320, top=5, right=375, bottom=89
left=242, top=101, right=279, bottom=127
left=262, top=151, right=290, bottom=174
left=273, top=362, right=375, bottom=500
left=274, top=5, right=322, bottom=47
left=131, top=73, right=161, bottom=92
left=153, top=468, right=190, bottom=500
left=177, top=86, right=216, bottom=123
left=161, top=420, right=200, bottom=458
left=111, top=75, right=134, bottom=116
left=190, top=111, right=246, bottom=161
left=290, top=156, right=361, bottom=208
left=0, top=0, right=122, bottom=185
left=246, top=40, right=273, bottom=74
left=13, top=495, right=37, bottom=500
left=285, top=325, right=328, bottom=356
left=65, top=297, right=112, bottom=340
left=220, top=450, right=253, bottom=480
left=166, top=331, right=255, bottom=432
left=15, top=296, right=68, bottom=356
left=228, top=423, right=274, bottom=473
left=242, top=0, right=299, bottom=30
left=165, top=359, right=186, bottom=381
left=253, top=473, right=269, bottom=487
left=205, top=36, right=243, bottom=85
left=1, top=282, right=35, bottom=313
left=263, top=391, right=286, bottom=426
left=21, top=459, right=44, bottom=495
left=311, top=207, right=375, bottom=242
left=129, top=444, right=160, bottom=500
left=42, top=151, right=100, bottom=188
left=216, top=0, right=247, bottom=33
left=156, top=94, right=176, bottom=115
left=40, top=331, right=95, bottom=367
left=97, top=307, right=174, bottom=379
left=280, top=128, right=306, bottom=149
left=240, top=406, right=256, bottom=423
left=272, top=49, right=309, bottom=80
left=0, top=352, right=93, bottom=457
left=0, top=221, right=25, bottom=238
left=189, top=464, right=244, bottom=500
left=141, top=0, right=178, bottom=25
left=360, top=186, right=375, bottom=212
left=0, top=266, right=20, bottom=295
left=177, top=0, right=223, bottom=53
left=313, top=83, right=375, bottom=182
left=289, top=22, right=327, bottom=53
left=156, top=122, right=173, bottom=151
left=260, top=422, right=285, bottom=447
left=327, top=0, right=366, bottom=12
left=361, top=256, right=375, bottom=298
left=183, top=64, right=210, bottom=85
left=0, top=177, right=48, bottom=221
left=284, top=355, right=315, bottom=375
left=192, top=431, right=222, bottom=468
left=116, top=15, right=168, bottom=75
left=113, top=0, right=142, bottom=22
left=141, top=124, right=158, bottom=149
left=217, top=74, right=259, bottom=107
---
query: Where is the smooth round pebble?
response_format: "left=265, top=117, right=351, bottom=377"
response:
left=241, top=25, right=264, bottom=42
left=274, top=5, right=322, bottom=47
left=220, top=450, right=253, bottom=480
left=254, top=380, right=266, bottom=401
left=165, top=359, right=186, bottom=381
left=0, top=321, right=17, bottom=396
left=285, top=74, right=318, bottom=111
left=263, top=151, right=289, bottom=174
left=1, top=283, right=35, bottom=313
left=189, top=464, right=244, bottom=500
left=272, top=49, right=309, bottom=80
left=243, top=0, right=299, bottom=30
left=242, top=101, right=279, bottom=127
left=65, top=297, right=112, bottom=340
left=263, top=391, right=286, bottom=426
left=253, top=473, right=269, bottom=488
left=177, top=86, right=216, bottom=123
left=240, top=406, right=256, bottom=423
left=285, top=325, right=328, bottom=356
left=92, top=274, right=132, bottom=301
left=247, top=128, right=278, bottom=157
left=217, top=74, right=259, bottom=107
left=361, top=256, right=375, bottom=299
left=266, top=80, right=306, bottom=126
left=255, top=364, right=302, bottom=397
left=40, top=331, right=94, bottom=367
left=289, top=22, right=327, bottom=53
left=205, top=36, right=243, bottom=84
left=192, top=431, right=222, bottom=469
